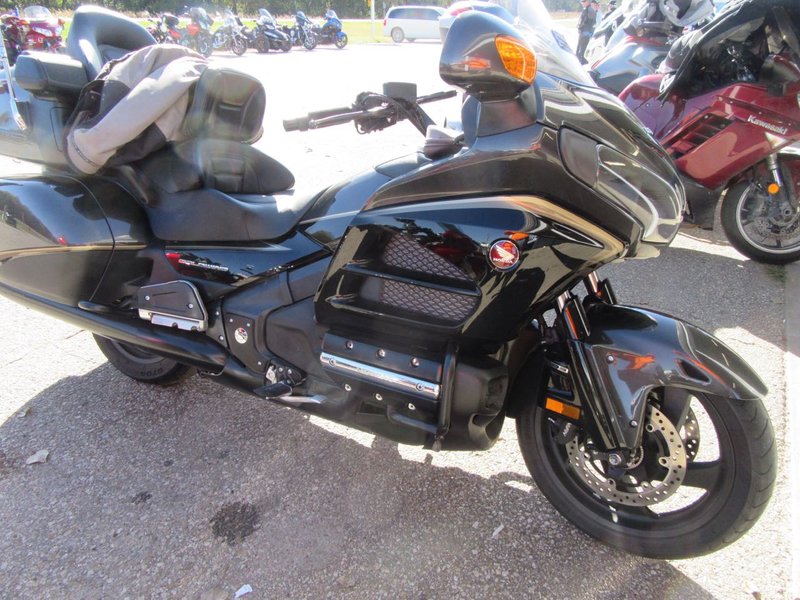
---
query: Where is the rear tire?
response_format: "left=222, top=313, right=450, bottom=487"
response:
left=720, top=178, right=800, bottom=264
left=391, top=27, right=404, bottom=43
left=517, top=388, right=776, bottom=559
left=281, top=39, right=291, bottom=52
left=94, top=334, right=194, bottom=386
left=254, top=35, right=269, bottom=53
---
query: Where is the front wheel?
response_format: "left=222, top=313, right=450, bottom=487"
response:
left=720, top=176, right=800, bottom=264
left=517, top=387, right=776, bottom=559
left=196, top=33, right=213, bottom=57
left=231, top=35, right=247, bottom=56
left=254, top=35, right=269, bottom=53
left=334, top=33, right=348, bottom=48
left=281, top=39, right=291, bottom=52
left=391, top=27, right=404, bottom=43
left=303, top=32, right=317, bottom=50
left=94, top=335, right=194, bottom=386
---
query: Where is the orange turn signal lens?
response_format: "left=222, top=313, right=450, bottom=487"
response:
left=495, top=35, right=537, bottom=84
left=545, top=397, right=581, bottom=420
left=768, top=183, right=781, bottom=195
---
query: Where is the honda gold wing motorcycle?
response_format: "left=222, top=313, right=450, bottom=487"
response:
left=621, top=0, right=800, bottom=263
left=0, top=3, right=775, bottom=559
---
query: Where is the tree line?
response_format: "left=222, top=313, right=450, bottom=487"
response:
left=1, top=0, right=576, bottom=20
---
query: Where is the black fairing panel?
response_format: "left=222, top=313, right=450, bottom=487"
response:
left=0, top=175, right=116, bottom=305
left=315, top=195, right=624, bottom=347
left=365, top=124, right=642, bottom=248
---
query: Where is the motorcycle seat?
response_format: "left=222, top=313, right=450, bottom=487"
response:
left=67, top=5, right=156, bottom=80
left=129, top=139, right=316, bottom=242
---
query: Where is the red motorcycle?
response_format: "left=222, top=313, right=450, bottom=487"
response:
left=181, top=7, right=214, bottom=57
left=147, top=13, right=183, bottom=44
left=19, top=5, right=64, bottom=52
left=0, top=14, right=28, bottom=65
left=621, top=0, right=800, bottom=263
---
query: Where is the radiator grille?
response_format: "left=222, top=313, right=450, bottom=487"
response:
left=382, top=234, right=471, bottom=282
left=379, top=280, right=478, bottom=322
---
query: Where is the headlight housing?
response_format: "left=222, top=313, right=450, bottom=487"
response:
left=560, top=127, right=685, bottom=246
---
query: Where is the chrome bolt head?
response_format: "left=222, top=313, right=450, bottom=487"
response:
left=607, top=355, right=615, bottom=363
left=344, top=384, right=352, bottom=392
left=408, top=403, right=416, bottom=411
left=345, top=340, right=354, bottom=350
left=630, top=420, right=638, bottom=428
left=377, top=349, right=386, bottom=358
left=608, top=452, right=623, bottom=467
left=410, top=358, right=420, bottom=368
left=375, top=393, right=383, bottom=401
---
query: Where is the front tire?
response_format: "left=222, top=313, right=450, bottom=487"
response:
left=334, top=33, right=348, bottom=48
left=254, top=35, right=269, bottom=53
left=391, top=27, right=404, bottom=43
left=517, top=388, right=776, bottom=559
left=303, top=32, right=317, bottom=50
left=94, top=334, right=194, bottom=386
left=231, top=35, right=247, bottom=56
left=720, top=177, right=800, bottom=264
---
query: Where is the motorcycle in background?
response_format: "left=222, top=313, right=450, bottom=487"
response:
left=253, top=8, right=291, bottom=53
left=312, top=9, right=348, bottom=48
left=19, top=5, right=64, bottom=52
left=213, top=9, right=248, bottom=55
left=583, top=0, right=643, bottom=67
left=621, top=0, right=800, bottom=263
left=589, top=0, right=712, bottom=94
left=147, top=13, right=183, bottom=44
left=181, top=6, right=214, bottom=57
left=0, top=3, right=777, bottom=560
left=0, top=13, right=27, bottom=65
left=283, top=10, right=317, bottom=50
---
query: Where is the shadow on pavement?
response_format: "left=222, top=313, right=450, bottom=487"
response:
left=0, top=363, right=716, bottom=599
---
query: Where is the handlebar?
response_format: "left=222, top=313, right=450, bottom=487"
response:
left=283, top=89, right=457, bottom=135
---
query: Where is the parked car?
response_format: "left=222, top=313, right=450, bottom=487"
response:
left=383, top=5, right=445, bottom=42
left=437, top=0, right=513, bottom=42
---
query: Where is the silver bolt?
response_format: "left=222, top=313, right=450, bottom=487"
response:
left=630, top=420, right=638, bottom=427
left=288, top=369, right=293, bottom=375
left=415, top=384, right=425, bottom=392
left=346, top=340, right=354, bottom=350
left=215, top=310, right=220, bottom=316
left=607, top=355, right=615, bottom=363
left=411, top=358, right=420, bottom=367
left=608, top=453, right=623, bottom=466
left=218, top=335, right=225, bottom=341
left=246, top=322, right=251, bottom=328
left=187, top=303, right=194, bottom=309
left=257, top=361, right=263, bottom=366
left=329, top=358, right=336, bottom=366
left=144, top=295, right=151, bottom=301
left=375, top=393, right=383, bottom=401
left=377, top=349, right=386, bottom=358
left=408, top=403, right=416, bottom=411
left=344, top=384, right=352, bottom=392
left=229, top=318, right=234, bottom=323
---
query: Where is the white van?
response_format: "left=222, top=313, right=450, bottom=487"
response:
left=383, top=5, right=446, bottom=42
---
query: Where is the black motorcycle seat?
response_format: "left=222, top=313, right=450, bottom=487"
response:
left=67, top=5, right=156, bottom=80
left=132, top=139, right=314, bottom=242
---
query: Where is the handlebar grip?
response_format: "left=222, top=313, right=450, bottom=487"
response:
left=283, top=116, right=311, bottom=132
left=308, top=106, right=353, bottom=120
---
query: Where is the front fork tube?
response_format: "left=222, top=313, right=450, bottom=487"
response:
left=766, top=153, right=798, bottom=210
left=550, top=273, right=644, bottom=456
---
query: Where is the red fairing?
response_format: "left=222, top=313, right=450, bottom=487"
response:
left=622, top=77, right=800, bottom=190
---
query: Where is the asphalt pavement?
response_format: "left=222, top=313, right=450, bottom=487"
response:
left=0, top=38, right=797, bottom=600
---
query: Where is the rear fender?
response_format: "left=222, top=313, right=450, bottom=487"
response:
left=578, top=303, right=767, bottom=449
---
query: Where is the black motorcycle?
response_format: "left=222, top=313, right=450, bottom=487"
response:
left=252, top=8, right=291, bottom=53
left=283, top=10, right=317, bottom=50
left=0, top=2, right=776, bottom=560
left=212, top=9, right=248, bottom=56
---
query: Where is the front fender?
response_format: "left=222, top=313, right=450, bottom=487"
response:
left=578, top=303, right=767, bottom=448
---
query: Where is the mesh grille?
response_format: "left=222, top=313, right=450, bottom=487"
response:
left=379, top=280, right=477, bottom=322
left=382, top=235, right=470, bottom=282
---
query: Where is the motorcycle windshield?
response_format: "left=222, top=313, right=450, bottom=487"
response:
left=259, top=8, right=276, bottom=24
left=21, top=5, right=52, bottom=20
left=511, top=0, right=596, bottom=85
left=660, top=0, right=800, bottom=95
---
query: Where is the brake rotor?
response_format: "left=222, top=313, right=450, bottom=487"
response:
left=565, top=405, right=687, bottom=506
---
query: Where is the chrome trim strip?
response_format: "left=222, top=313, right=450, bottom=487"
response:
left=320, top=352, right=440, bottom=400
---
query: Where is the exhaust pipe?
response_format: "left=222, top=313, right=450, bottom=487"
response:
left=0, top=283, right=227, bottom=372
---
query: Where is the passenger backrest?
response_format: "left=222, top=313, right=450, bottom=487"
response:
left=182, top=68, right=266, bottom=143
left=67, top=5, right=156, bottom=80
